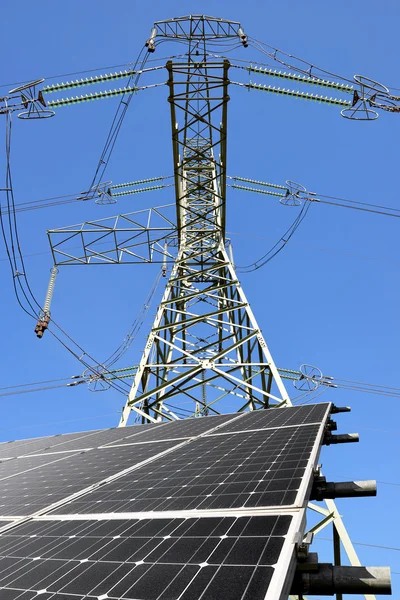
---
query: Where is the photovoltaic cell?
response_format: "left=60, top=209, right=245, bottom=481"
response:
left=0, top=434, right=83, bottom=460
left=52, top=423, right=322, bottom=514
left=215, top=403, right=330, bottom=433
left=0, top=430, right=110, bottom=460
left=0, top=414, right=239, bottom=460
left=0, top=404, right=332, bottom=599
left=0, top=422, right=165, bottom=460
left=102, top=413, right=241, bottom=446
left=0, top=515, right=292, bottom=600
left=0, top=441, right=182, bottom=516
left=0, top=453, right=82, bottom=480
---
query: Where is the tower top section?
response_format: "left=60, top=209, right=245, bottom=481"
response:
left=146, top=15, right=248, bottom=53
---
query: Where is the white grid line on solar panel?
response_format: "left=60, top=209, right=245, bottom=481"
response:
left=7, top=440, right=190, bottom=461
left=31, top=506, right=304, bottom=523
left=0, top=404, right=328, bottom=461
left=100, top=413, right=244, bottom=447
left=0, top=520, right=15, bottom=525
left=0, top=441, right=190, bottom=522
left=0, top=414, right=242, bottom=461
left=99, top=421, right=329, bottom=450
left=14, top=448, right=97, bottom=457
left=215, top=404, right=331, bottom=434
left=0, top=511, right=304, bottom=600
left=0, top=416, right=247, bottom=527
left=47, top=423, right=324, bottom=516
left=98, top=438, right=189, bottom=449
left=32, top=505, right=303, bottom=520
left=0, top=442, right=177, bottom=486
left=0, top=422, right=166, bottom=460
left=0, top=417, right=245, bottom=464
left=0, top=429, right=110, bottom=459
left=206, top=421, right=328, bottom=436
left=0, top=430, right=102, bottom=457
left=0, top=453, right=82, bottom=482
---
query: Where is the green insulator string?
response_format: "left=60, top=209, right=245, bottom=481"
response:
left=278, top=367, right=302, bottom=376
left=106, top=371, right=137, bottom=382
left=111, top=184, right=167, bottom=197
left=42, top=70, right=136, bottom=94
left=240, top=82, right=352, bottom=107
left=42, top=66, right=164, bottom=94
left=232, top=176, right=287, bottom=190
left=108, top=366, right=138, bottom=374
left=230, top=184, right=286, bottom=198
left=246, top=65, right=354, bottom=93
left=109, top=177, right=166, bottom=190
left=278, top=374, right=299, bottom=381
left=47, top=86, right=141, bottom=108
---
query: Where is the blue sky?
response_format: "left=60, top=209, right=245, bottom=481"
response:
left=1, top=0, right=399, bottom=594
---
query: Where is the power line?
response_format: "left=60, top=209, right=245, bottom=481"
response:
left=317, top=192, right=400, bottom=213
left=0, top=53, right=188, bottom=91
left=316, top=536, right=400, bottom=552
left=329, top=473, right=400, bottom=487
left=0, top=108, right=161, bottom=398
left=0, top=383, right=74, bottom=398
left=85, top=49, right=149, bottom=194
left=227, top=230, right=400, bottom=266
left=228, top=231, right=400, bottom=264
left=234, top=200, right=312, bottom=272
left=315, top=196, right=400, bottom=219
left=0, top=376, right=78, bottom=390
left=5, top=170, right=400, bottom=221
left=3, top=194, right=82, bottom=214
left=231, top=177, right=400, bottom=219
left=248, top=36, right=356, bottom=86
left=0, top=413, right=118, bottom=437
left=100, top=270, right=162, bottom=370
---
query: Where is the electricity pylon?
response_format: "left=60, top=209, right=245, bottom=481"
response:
left=118, top=47, right=292, bottom=426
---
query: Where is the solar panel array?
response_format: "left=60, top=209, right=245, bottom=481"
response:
left=0, top=403, right=331, bottom=600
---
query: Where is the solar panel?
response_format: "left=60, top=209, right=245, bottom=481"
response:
left=0, top=403, right=332, bottom=599
left=0, top=441, right=184, bottom=516
left=0, top=515, right=294, bottom=600
left=216, top=403, right=330, bottom=433
left=52, top=424, right=322, bottom=514
left=0, top=422, right=165, bottom=460
left=102, top=413, right=240, bottom=446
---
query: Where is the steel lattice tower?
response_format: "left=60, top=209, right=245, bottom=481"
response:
left=119, top=18, right=292, bottom=426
